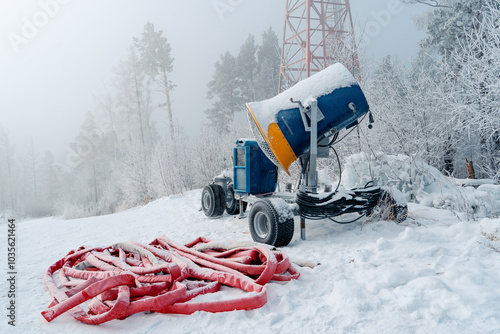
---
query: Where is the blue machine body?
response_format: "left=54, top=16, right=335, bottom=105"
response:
left=275, top=85, right=369, bottom=160
left=233, top=139, right=277, bottom=196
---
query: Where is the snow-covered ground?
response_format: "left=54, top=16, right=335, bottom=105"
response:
left=1, top=187, right=500, bottom=334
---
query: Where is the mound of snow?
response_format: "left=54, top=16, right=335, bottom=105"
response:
left=474, top=184, right=500, bottom=217
left=340, top=152, right=500, bottom=218
left=7, top=190, right=500, bottom=334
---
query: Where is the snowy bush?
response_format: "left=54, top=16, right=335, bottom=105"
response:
left=340, top=151, right=500, bottom=218
left=341, top=152, right=453, bottom=198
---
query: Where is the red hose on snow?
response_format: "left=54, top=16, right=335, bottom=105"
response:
left=42, top=235, right=299, bottom=325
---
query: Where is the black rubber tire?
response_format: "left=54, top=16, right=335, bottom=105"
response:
left=248, top=199, right=294, bottom=247
left=201, top=184, right=225, bottom=217
left=225, top=184, right=247, bottom=215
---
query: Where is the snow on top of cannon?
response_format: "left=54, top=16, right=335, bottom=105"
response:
left=246, top=63, right=358, bottom=131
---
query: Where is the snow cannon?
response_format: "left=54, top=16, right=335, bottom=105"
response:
left=202, top=63, right=407, bottom=248
left=246, top=63, right=369, bottom=174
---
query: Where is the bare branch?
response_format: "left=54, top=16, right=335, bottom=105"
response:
left=402, top=0, right=451, bottom=8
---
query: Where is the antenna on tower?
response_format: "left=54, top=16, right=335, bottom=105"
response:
left=279, top=0, right=361, bottom=92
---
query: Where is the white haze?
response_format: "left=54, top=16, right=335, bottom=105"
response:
left=0, top=0, right=426, bottom=163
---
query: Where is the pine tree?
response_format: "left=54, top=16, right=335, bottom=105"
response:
left=236, top=34, right=258, bottom=102
left=255, top=27, right=281, bottom=100
left=114, top=46, right=156, bottom=154
left=134, top=22, right=175, bottom=139
left=113, top=47, right=157, bottom=205
left=205, top=52, right=242, bottom=132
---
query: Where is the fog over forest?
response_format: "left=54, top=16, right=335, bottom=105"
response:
left=0, top=0, right=498, bottom=218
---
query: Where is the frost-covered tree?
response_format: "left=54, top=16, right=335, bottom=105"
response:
left=115, top=46, right=156, bottom=155
left=255, top=27, right=281, bottom=100
left=205, top=52, right=242, bottom=132
left=19, top=137, right=51, bottom=217
left=236, top=34, right=258, bottom=102
left=398, top=0, right=500, bottom=180
left=364, top=56, right=406, bottom=149
left=439, top=1, right=500, bottom=179
left=361, top=53, right=455, bottom=191
left=408, top=0, right=499, bottom=70
left=402, top=0, right=452, bottom=8
left=68, top=111, right=102, bottom=206
left=0, top=125, right=15, bottom=211
left=151, top=125, right=196, bottom=197
left=39, top=151, right=61, bottom=211
left=134, top=22, right=175, bottom=139
left=113, top=47, right=159, bottom=206
left=206, top=28, right=282, bottom=131
left=24, top=137, right=38, bottom=200
left=56, top=36, right=165, bottom=217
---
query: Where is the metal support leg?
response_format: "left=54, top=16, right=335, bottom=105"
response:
left=238, top=199, right=245, bottom=219
left=301, top=217, right=306, bottom=240
left=307, top=102, right=318, bottom=193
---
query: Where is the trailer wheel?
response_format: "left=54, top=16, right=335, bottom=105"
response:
left=202, top=184, right=225, bottom=217
left=249, top=199, right=294, bottom=247
left=225, top=184, right=247, bottom=215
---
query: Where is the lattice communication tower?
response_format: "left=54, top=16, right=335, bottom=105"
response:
left=279, top=0, right=360, bottom=92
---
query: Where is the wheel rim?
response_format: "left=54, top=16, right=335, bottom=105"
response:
left=254, top=211, right=270, bottom=239
left=202, top=191, right=212, bottom=211
left=226, top=190, right=233, bottom=209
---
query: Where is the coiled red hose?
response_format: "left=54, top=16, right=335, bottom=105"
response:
left=42, top=236, right=299, bottom=325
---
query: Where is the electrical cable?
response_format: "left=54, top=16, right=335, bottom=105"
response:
left=331, top=145, right=342, bottom=193
left=333, top=112, right=367, bottom=145
left=318, top=132, right=339, bottom=147
left=328, top=213, right=365, bottom=224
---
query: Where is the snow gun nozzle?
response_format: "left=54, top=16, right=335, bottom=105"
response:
left=245, top=64, right=369, bottom=173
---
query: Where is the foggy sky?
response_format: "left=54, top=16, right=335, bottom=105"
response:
left=0, top=0, right=427, bottom=165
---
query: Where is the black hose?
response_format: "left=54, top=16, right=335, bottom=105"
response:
left=297, top=113, right=374, bottom=223
left=296, top=186, right=382, bottom=221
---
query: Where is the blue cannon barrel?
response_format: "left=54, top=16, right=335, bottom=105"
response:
left=246, top=63, right=369, bottom=174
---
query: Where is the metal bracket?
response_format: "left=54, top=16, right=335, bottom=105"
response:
left=290, top=98, right=325, bottom=132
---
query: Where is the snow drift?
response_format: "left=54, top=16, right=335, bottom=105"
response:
left=1, top=153, right=500, bottom=333
left=341, top=151, right=500, bottom=218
